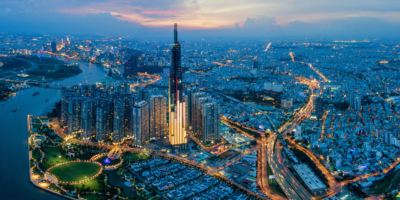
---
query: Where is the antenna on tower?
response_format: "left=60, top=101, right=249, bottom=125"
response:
left=174, top=23, right=178, bottom=43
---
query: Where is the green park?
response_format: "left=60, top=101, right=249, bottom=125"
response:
left=48, top=162, right=101, bottom=182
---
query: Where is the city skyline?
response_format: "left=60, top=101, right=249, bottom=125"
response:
left=2, top=1, right=400, bottom=198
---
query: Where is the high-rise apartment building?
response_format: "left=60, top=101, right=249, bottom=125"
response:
left=67, top=97, right=86, bottom=133
left=123, top=94, right=134, bottom=138
left=117, top=82, right=131, bottom=94
left=132, top=101, right=149, bottom=146
left=124, top=56, right=137, bottom=78
left=81, top=99, right=97, bottom=138
left=201, top=102, right=220, bottom=145
left=113, top=100, right=125, bottom=143
left=51, top=41, right=57, bottom=53
left=96, top=102, right=109, bottom=141
left=149, top=95, right=167, bottom=139
left=315, top=97, right=324, bottom=120
left=194, top=96, right=212, bottom=139
left=61, top=90, right=76, bottom=125
left=184, top=87, right=199, bottom=131
left=191, top=92, right=206, bottom=135
left=253, top=60, right=259, bottom=69
left=71, top=85, right=81, bottom=97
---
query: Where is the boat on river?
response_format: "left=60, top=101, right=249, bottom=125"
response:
left=12, top=107, right=19, bottom=112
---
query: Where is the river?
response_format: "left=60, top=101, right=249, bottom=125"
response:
left=0, top=54, right=107, bottom=200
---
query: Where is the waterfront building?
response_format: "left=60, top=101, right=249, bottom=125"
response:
left=67, top=97, right=86, bottom=133
left=61, top=90, right=76, bottom=126
left=71, top=85, right=81, bottom=97
left=81, top=99, right=97, bottom=138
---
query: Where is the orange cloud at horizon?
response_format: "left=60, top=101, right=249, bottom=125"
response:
left=56, top=0, right=400, bottom=30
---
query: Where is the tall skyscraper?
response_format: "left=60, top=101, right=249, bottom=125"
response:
left=96, top=102, right=109, bottom=141
left=194, top=96, right=213, bottom=139
left=68, top=97, right=86, bottom=133
left=87, top=85, right=97, bottom=98
left=51, top=41, right=57, bottom=53
left=350, top=92, right=362, bottom=111
left=117, top=82, right=131, bottom=94
left=61, top=90, right=76, bottom=125
left=124, top=56, right=137, bottom=78
left=81, top=85, right=89, bottom=97
left=132, top=101, right=149, bottom=146
left=191, top=92, right=206, bottom=135
left=253, top=60, right=259, bottom=69
left=107, top=100, right=114, bottom=136
left=113, top=100, right=125, bottom=143
left=149, top=95, right=167, bottom=139
left=315, top=97, right=324, bottom=120
left=169, top=23, right=187, bottom=150
left=81, top=99, right=97, bottom=139
left=123, top=94, right=134, bottom=138
left=201, top=102, right=220, bottom=145
left=184, top=87, right=199, bottom=131
left=198, top=73, right=215, bottom=89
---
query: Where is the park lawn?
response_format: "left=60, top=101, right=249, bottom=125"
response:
left=32, top=124, right=42, bottom=129
left=48, top=162, right=101, bottom=182
left=66, top=174, right=118, bottom=195
left=72, top=175, right=104, bottom=191
left=32, top=118, right=41, bottom=123
left=33, top=166, right=44, bottom=176
left=122, top=152, right=150, bottom=162
left=41, top=147, right=68, bottom=171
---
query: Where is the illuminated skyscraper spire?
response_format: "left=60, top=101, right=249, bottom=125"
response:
left=174, top=23, right=178, bottom=44
left=169, top=23, right=187, bottom=151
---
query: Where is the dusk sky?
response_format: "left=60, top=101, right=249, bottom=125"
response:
left=2, top=0, right=400, bottom=39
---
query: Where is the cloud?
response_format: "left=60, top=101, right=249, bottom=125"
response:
left=0, top=11, right=143, bottom=36
left=235, top=23, right=240, bottom=29
left=1, top=0, right=400, bottom=38
left=242, top=16, right=277, bottom=30
left=3, top=8, right=11, bottom=13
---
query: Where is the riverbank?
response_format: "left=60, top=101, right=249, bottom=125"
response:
left=0, top=52, right=107, bottom=200
left=40, top=102, right=57, bottom=116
